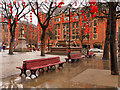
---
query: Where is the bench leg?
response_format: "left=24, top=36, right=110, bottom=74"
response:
left=30, top=70, right=37, bottom=78
left=58, top=63, right=64, bottom=70
left=71, top=59, right=75, bottom=63
left=46, top=66, right=50, bottom=72
left=20, top=69, right=27, bottom=77
left=19, top=69, right=23, bottom=76
left=50, top=65, right=56, bottom=72
left=66, top=59, right=69, bottom=63
left=38, top=68, right=44, bottom=75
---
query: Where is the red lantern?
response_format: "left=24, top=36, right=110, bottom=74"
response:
left=1, top=13, right=3, bottom=22
left=75, top=2, right=77, bottom=6
left=82, top=13, right=85, bottom=16
left=59, top=2, right=64, bottom=5
left=23, top=2, right=25, bottom=7
left=58, top=5, right=61, bottom=8
left=90, top=6, right=98, bottom=13
left=58, top=30, right=60, bottom=35
left=24, top=25, right=26, bottom=32
left=90, top=5, right=93, bottom=8
left=92, top=14, right=96, bottom=18
left=15, top=15, right=17, bottom=24
left=45, top=0, right=47, bottom=3
left=14, top=0, right=16, bottom=4
left=62, top=14, right=64, bottom=22
left=81, top=10, right=84, bottom=13
left=55, top=2, right=57, bottom=6
left=49, top=25, right=51, bottom=31
left=58, top=2, right=64, bottom=8
left=105, top=22, right=107, bottom=29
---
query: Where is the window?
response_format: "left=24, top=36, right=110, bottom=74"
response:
left=76, top=22, right=79, bottom=27
left=76, top=35, right=79, bottom=39
left=55, top=36, right=57, bottom=40
left=63, top=23, right=69, bottom=29
left=55, top=30, right=57, bottom=35
left=72, top=36, right=75, bottom=39
left=93, top=27, right=96, bottom=33
left=55, top=18, right=60, bottom=22
left=72, top=29, right=75, bottom=34
left=93, top=34, right=97, bottom=39
left=94, top=20, right=97, bottom=26
left=72, top=23, right=75, bottom=28
left=64, top=17, right=69, bottom=21
left=76, top=29, right=78, bottom=34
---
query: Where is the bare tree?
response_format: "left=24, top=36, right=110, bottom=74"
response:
left=29, top=0, right=73, bottom=56
left=0, top=0, right=31, bottom=54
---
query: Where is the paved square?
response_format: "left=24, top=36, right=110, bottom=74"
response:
left=70, top=69, right=119, bottom=87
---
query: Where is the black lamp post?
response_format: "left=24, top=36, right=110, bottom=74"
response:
left=68, top=7, right=71, bottom=60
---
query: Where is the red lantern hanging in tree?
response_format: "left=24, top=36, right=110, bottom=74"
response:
left=105, top=22, right=107, bottom=29
left=58, top=2, right=64, bottom=8
left=1, top=13, right=3, bottom=22
left=70, top=12, right=73, bottom=23
left=62, top=14, right=64, bottom=22
left=45, top=0, right=47, bottom=3
left=75, top=2, right=77, bottom=6
left=14, top=0, right=16, bottom=4
left=15, top=27, right=17, bottom=37
left=49, top=25, right=51, bottom=31
left=9, top=3, right=13, bottom=14
left=15, top=15, right=17, bottom=24
left=7, top=19, right=10, bottom=28
left=92, top=14, right=96, bottom=18
left=81, top=10, right=84, bottom=13
left=82, top=13, right=85, bottom=16
left=24, top=25, right=26, bottom=32
left=23, top=1, right=25, bottom=7
left=90, top=6, right=98, bottom=13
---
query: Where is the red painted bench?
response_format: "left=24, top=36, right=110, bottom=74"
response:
left=16, top=57, right=66, bottom=77
left=65, top=53, right=84, bottom=62
left=85, top=52, right=96, bottom=58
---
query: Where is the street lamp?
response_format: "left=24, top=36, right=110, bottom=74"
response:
left=68, top=7, right=71, bottom=61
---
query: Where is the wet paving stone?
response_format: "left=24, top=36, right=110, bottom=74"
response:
left=1, top=52, right=120, bottom=88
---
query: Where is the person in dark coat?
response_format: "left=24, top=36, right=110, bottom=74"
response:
left=33, top=47, right=35, bottom=51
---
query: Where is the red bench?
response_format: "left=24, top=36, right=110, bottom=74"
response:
left=65, top=53, right=84, bottom=62
left=16, top=57, right=66, bottom=77
left=85, top=52, right=96, bottom=58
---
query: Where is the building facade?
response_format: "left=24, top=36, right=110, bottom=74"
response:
left=37, top=9, right=120, bottom=50
left=2, top=21, right=39, bottom=48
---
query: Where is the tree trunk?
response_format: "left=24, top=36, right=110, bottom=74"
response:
left=109, top=2, right=119, bottom=75
left=9, top=37, right=14, bottom=55
left=41, top=29, right=46, bottom=56
left=103, top=17, right=110, bottom=60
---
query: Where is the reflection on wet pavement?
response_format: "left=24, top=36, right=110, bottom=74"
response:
left=1, top=53, right=120, bottom=88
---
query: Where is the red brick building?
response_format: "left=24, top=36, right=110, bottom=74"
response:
left=37, top=8, right=120, bottom=50
left=2, top=21, right=39, bottom=48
